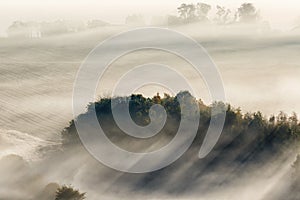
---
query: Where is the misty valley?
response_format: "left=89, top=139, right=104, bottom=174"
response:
left=0, top=1, right=300, bottom=200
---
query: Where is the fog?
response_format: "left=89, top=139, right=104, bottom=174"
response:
left=0, top=18, right=300, bottom=199
left=0, top=0, right=300, bottom=36
left=1, top=25, right=299, bottom=140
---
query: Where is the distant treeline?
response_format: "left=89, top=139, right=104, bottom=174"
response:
left=167, top=2, right=261, bottom=26
left=6, top=19, right=109, bottom=38
left=125, top=3, right=263, bottom=26
left=6, top=2, right=270, bottom=39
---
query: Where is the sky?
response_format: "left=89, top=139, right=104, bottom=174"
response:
left=0, top=0, right=299, bottom=36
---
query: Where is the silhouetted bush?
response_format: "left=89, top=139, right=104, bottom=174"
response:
left=55, top=185, right=85, bottom=200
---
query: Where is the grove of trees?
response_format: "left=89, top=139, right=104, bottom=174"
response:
left=61, top=91, right=300, bottom=199
left=168, top=2, right=260, bottom=26
left=64, top=91, right=300, bottom=155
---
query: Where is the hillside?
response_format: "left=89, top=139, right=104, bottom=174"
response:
left=61, top=91, right=300, bottom=199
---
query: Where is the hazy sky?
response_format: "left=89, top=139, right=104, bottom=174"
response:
left=0, top=0, right=299, bottom=36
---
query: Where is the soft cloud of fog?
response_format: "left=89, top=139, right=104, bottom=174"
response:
left=0, top=0, right=299, bottom=36
left=0, top=19, right=299, bottom=199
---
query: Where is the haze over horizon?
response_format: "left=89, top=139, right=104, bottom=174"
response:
left=1, top=1, right=300, bottom=199
left=0, top=0, right=299, bottom=36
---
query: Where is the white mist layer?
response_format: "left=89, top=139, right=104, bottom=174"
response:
left=0, top=129, right=59, bottom=161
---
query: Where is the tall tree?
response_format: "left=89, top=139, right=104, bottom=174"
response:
left=216, top=5, right=232, bottom=24
left=196, top=3, right=212, bottom=21
left=177, top=3, right=200, bottom=23
left=177, top=3, right=189, bottom=21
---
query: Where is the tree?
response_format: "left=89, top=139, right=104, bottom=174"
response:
left=177, top=3, right=189, bottom=21
left=153, top=92, right=161, bottom=104
left=177, top=3, right=199, bottom=23
left=289, top=112, right=298, bottom=126
left=216, top=5, right=232, bottom=24
left=277, top=111, right=288, bottom=124
left=237, top=3, right=259, bottom=23
left=196, top=3, right=211, bottom=21
left=55, top=185, right=86, bottom=200
left=177, top=2, right=211, bottom=23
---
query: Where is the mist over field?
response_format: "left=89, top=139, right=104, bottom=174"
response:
left=0, top=1, right=300, bottom=199
left=1, top=25, right=299, bottom=139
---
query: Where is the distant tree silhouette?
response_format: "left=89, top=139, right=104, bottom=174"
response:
left=177, top=3, right=211, bottom=23
left=215, top=5, right=233, bottom=24
left=177, top=3, right=189, bottom=21
left=196, top=3, right=211, bottom=21
left=172, top=2, right=263, bottom=25
left=237, top=3, right=259, bottom=23
left=55, top=185, right=85, bottom=200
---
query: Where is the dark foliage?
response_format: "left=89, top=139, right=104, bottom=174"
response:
left=62, top=91, right=300, bottom=196
left=63, top=91, right=300, bottom=152
left=55, top=185, right=85, bottom=200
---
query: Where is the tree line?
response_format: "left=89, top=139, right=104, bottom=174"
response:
left=62, top=91, right=300, bottom=199
left=64, top=91, right=300, bottom=153
left=168, top=2, right=260, bottom=25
